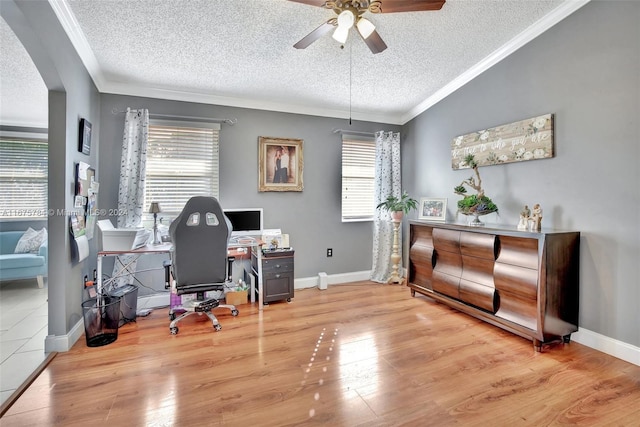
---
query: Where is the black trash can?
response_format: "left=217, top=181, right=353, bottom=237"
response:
left=82, top=295, right=121, bottom=347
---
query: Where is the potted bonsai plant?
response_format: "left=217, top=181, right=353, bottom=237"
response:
left=376, top=191, right=418, bottom=221
left=453, top=154, right=498, bottom=226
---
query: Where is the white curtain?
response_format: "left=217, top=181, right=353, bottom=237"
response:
left=112, top=108, right=149, bottom=289
left=370, top=131, right=402, bottom=283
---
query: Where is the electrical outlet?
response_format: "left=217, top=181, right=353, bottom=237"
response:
left=87, top=285, right=97, bottom=298
left=327, top=248, right=333, bottom=257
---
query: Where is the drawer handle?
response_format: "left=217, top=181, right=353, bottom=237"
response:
left=275, top=264, right=281, bottom=268
left=275, top=274, right=280, bottom=278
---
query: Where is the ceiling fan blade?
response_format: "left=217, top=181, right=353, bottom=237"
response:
left=294, top=21, right=336, bottom=49
left=361, top=29, right=387, bottom=54
left=377, top=0, right=446, bottom=13
left=287, top=0, right=327, bottom=7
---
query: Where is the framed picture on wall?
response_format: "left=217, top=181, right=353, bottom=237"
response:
left=78, top=118, right=92, bottom=155
left=418, top=198, right=447, bottom=221
left=258, top=136, right=304, bottom=192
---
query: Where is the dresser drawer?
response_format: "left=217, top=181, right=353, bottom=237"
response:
left=264, top=272, right=293, bottom=300
left=262, top=257, right=294, bottom=274
left=460, top=231, right=497, bottom=260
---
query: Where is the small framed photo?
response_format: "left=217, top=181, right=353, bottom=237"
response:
left=419, top=198, right=447, bottom=221
left=79, top=118, right=92, bottom=155
left=258, top=136, right=303, bottom=192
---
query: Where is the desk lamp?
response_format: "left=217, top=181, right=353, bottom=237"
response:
left=149, top=202, right=162, bottom=244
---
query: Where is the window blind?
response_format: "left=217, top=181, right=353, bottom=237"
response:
left=145, top=121, right=220, bottom=217
left=0, top=137, right=48, bottom=218
left=341, top=136, right=376, bottom=222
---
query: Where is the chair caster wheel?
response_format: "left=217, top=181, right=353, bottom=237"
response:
left=170, top=326, right=178, bottom=335
left=169, top=313, right=176, bottom=321
left=214, top=324, right=222, bottom=331
left=286, top=298, right=291, bottom=302
left=231, top=309, right=239, bottom=316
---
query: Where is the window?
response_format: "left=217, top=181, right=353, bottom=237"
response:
left=341, top=135, right=376, bottom=222
left=0, top=133, right=48, bottom=219
left=144, top=121, right=220, bottom=218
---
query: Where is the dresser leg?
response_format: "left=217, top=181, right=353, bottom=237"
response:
left=533, top=339, right=542, bottom=352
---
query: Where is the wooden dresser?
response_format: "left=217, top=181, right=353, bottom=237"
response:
left=408, top=221, right=580, bottom=351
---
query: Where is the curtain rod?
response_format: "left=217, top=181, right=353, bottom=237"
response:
left=111, top=108, right=237, bottom=125
left=332, top=128, right=375, bottom=137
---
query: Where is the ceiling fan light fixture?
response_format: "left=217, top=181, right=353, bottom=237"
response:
left=336, top=9, right=355, bottom=29
left=332, top=25, right=350, bottom=44
left=356, top=17, right=375, bottom=39
left=291, top=0, right=447, bottom=53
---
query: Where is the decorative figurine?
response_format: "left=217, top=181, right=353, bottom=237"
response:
left=530, top=203, right=543, bottom=231
left=517, top=205, right=530, bottom=230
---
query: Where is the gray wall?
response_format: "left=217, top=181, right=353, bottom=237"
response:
left=402, top=1, right=640, bottom=347
left=99, top=94, right=400, bottom=295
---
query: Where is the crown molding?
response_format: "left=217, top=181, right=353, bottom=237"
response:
left=48, top=0, right=106, bottom=90
left=400, top=0, right=591, bottom=124
left=52, top=0, right=588, bottom=127
left=102, top=81, right=404, bottom=125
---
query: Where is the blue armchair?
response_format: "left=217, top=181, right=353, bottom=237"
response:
left=0, top=230, right=48, bottom=288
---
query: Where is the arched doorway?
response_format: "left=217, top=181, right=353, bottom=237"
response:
left=0, top=8, right=52, bottom=408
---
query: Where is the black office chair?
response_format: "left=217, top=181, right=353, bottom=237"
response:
left=166, top=196, right=238, bottom=335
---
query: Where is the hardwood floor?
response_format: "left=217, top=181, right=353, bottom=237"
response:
left=2, top=282, right=639, bottom=426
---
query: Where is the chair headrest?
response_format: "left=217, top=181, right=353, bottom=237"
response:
left=169, top=196, right=231, bottom=287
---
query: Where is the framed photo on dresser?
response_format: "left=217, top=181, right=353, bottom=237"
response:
left=419, top=198, right=447, bottom=221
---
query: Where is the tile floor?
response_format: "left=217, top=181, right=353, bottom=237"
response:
left=0, top=278, right=49, bottom=407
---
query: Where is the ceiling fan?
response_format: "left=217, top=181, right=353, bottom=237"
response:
left=289, top=0, right=446, bottom=54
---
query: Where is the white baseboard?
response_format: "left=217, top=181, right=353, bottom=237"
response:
left=44, top=271, right=640, bottom=367
left=44, top=320, right=83, bottom=353
left=137, top=292, right=171, bottom=309
left=295, top=270, right=371, bottom=289
left=295, top=276, right=319, bottom=289
left=134, top=271, right=372, bottom=305
left=572, top=328, right=640, bottom=366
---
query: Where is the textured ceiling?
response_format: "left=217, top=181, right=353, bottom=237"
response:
left=0, top=18, right=48, bottom=128
left=1, top=0, right=587, bottom=127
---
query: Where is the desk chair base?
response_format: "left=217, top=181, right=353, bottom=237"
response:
left=169, top=298, right=239, bottom=335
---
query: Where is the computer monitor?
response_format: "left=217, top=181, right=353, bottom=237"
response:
left=223, top=208, right=263, bottom=236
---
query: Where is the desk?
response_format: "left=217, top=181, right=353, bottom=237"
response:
left=96, top=243, right=173, bottom=296
left=227, top=238, right=264, bottom=306
left=96, top=239, right=266, bottom=309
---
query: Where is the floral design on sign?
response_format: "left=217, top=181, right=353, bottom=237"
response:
left=451, top=114, right=554, bottom=170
